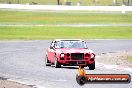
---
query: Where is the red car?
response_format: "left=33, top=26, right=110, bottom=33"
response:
left=45, top=39, right=95, bottom=70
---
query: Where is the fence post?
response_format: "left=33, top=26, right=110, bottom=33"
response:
left=122, top=4, right=126, bottom=13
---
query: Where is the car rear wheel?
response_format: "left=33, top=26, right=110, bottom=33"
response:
left=45, top=56, right=51, bottom=66
left=88, top=62, right=95, bottom=70
left=54, top=56, right=61, bottom=68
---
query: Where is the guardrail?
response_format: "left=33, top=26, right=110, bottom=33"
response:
left=0, top=4, right=132, bottom=13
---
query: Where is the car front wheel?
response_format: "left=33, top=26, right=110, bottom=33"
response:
left=88, top=62, right=95, bottom=70
left=45, top=56, right=51, bottom=66
left=54, top=56, right=61, bottom=68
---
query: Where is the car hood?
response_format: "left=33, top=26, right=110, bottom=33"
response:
left=56, top=48, right=94, bottom=54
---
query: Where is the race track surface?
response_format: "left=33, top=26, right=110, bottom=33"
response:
left=0, top=40, right=132, bottom=88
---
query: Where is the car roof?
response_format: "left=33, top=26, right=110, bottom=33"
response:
left=54, top=39, right=84, bottom=41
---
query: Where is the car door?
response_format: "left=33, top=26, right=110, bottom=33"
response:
left=47, top=41, right=56, bottom=63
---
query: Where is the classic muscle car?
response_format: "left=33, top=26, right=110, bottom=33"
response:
left=45, top=39, right=95, bottom=70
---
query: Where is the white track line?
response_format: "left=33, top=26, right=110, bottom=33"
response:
left=0, top=24, right=132, bottom=27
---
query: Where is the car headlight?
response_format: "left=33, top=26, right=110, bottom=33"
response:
left=91, top=54, right=95, bottom=58
left=60, top=53, right=64, bottom=58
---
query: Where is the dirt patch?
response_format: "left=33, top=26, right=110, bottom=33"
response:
left=0, top=79, right=33, bottom=88
left=96, top=50, right=132, bottom=67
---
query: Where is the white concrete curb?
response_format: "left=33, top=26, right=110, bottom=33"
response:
left=0, top=4, right=132, bottom=12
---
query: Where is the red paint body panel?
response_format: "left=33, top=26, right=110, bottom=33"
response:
left=45, top=39, right=95, bottom=67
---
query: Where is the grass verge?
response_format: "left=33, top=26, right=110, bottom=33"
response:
left=0, top=0, right=123, bottom=6
left=0, top=10, right=132, bottom=24
left=128, top=57, right=132, bottom=62
left=0, top=26, right=132, bottom=40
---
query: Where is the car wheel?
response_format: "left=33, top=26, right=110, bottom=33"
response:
left=45, top=56, right=51, bottom=66
left=81, top=66, right=85, bottom=68
left=54, top=56, right=61, bottom=68
left=88, top=62, right=95, bottom=70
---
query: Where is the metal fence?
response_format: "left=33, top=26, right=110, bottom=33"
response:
left=0, top=0, right=132, bottom=6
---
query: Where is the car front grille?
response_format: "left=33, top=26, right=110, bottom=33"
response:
left=71, top=53, right=84, bottom=60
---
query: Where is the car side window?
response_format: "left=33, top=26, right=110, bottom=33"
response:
left=54, top=41, right=64, bottom=48
left=50, top=41, right=55, bottom=48
left=84, top=42, right=88, bottom=49
left=54, top=41, right=59, bottom=48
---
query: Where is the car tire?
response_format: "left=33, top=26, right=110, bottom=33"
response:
left=45, top=56, right=51, bottom=66
left=54, top=56, right=61, bottom=68
left=81, top=66, right=85, bottom=68
left=88, top=62, right=95, bottom=70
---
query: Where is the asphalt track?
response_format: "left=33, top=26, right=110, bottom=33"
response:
left=0, top=40, right=132, bottom=88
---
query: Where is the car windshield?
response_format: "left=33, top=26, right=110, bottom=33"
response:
left=55, top=40, right=87, bottom=48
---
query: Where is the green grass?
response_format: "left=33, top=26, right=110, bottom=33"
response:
left=0, top=0, right=123, bottom=6
left=0, top=26, right=132, bottom=40
left=128, top=57, right=132, bottom=62
left=0, top=10, right=132, bottom=25
left=0, top=10, right=132, bottom=40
